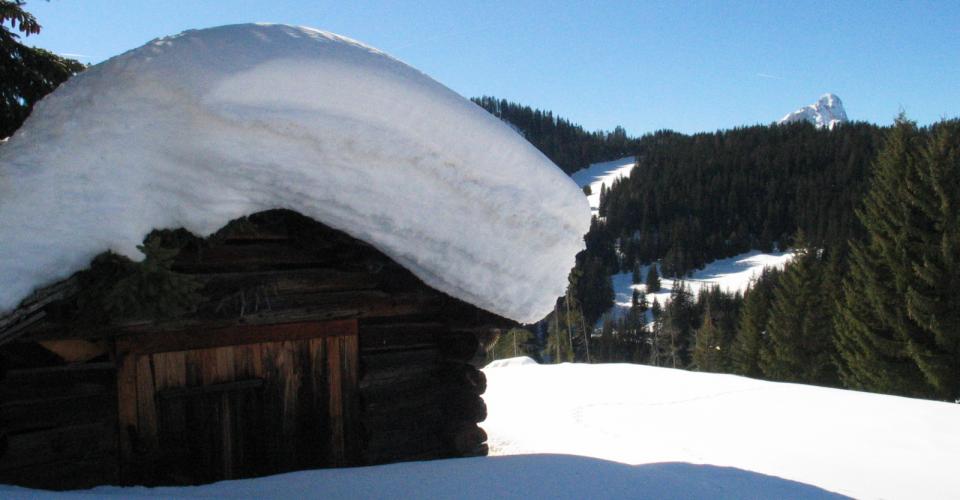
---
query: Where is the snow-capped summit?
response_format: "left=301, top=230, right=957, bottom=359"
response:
left=778, top=93, right=848, bottom=129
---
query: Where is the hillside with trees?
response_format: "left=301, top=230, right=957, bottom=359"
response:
left=479, top=97, right=959, bottom=403
left=471, top=96, right=636, bottom=175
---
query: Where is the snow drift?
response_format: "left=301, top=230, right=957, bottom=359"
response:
left=0, top=23, right=589, bottom=323
left=483, top=359, right=960, bottom=500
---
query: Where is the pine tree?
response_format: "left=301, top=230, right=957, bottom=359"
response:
left=489, top=328, right=536, bottom=362
left=903, top=121, right=960, bottom=400
left=761, top=236, right=838, bottom=386
left=834, top=119, right=934, bottom=397
left=692, top=303, right=724, bottom=372
left=546, top=304, right=575, bottom=363
left=1, top=1, right=85, bottom=137
left=730, top=268, right=779, bottom=378
left=648, top=298, right=665, bottom=366
left=660, top=281, right=695, bottom=368
left=645, top=264, right=661, bottom=292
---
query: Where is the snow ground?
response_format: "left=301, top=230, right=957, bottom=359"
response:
left=605, top=250, right=795, bottom=323
left=570, top=156, right=637, bottom=214
left=483, top=360, right=960, bottom=500
left=0, top=455, right=841, bottom=499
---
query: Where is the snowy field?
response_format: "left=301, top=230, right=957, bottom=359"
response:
left=606, top=250, right=795, bottom=323
left=483, top=359, right=960, bottom=500
left=570, top=156, right=637, bottom=214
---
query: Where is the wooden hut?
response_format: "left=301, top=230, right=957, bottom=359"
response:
left=0, top=209, right=509, bottom=489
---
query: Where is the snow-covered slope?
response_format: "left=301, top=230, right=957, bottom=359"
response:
left=570, top=156, right=636, bottom=214
left=607, top=250, right=795, bottom=321
left=778, top=94, right=848, bottom=129
left=0, top=24, right=590, bottom=323
left=483, top=360, right=960, bottom=500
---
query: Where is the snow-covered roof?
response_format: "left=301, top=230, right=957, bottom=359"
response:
left=0, top=24, right=589, bottom=324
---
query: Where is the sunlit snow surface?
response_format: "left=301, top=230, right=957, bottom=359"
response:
left=570, top=156, right=636, bottom=214
left=483, top=359, right=960, bottom=500
left=0, top=24, right=589, bottom=323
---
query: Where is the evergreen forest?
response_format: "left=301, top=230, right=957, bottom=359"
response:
left=480, top=97, right=960, bottom=403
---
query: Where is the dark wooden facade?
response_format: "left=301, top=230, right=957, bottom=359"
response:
left=0, top=210, right=507, bottom=489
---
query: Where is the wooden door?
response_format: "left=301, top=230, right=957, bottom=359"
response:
left=155, top=379, right=266, bottom=483
left=115, top=320, right=358, bottom=485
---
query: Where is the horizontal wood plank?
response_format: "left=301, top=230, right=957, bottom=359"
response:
left=121, top=320, right=358, bottom=355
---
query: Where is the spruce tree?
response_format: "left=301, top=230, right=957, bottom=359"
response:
left=648, top=298, right=665, bottom=366
left=834, top=119, right=934, bottom=397
left=489, top=328, right=536, bottom=362
left=761, top=236, right=838, bottom=386
left=546, top=304, right=575, bottom=363
left=730, top=267, right=779, bottom=378
left=903, top=121, right=960, bottom=400
left=660, top=281, right=695, bottom=368
left=645, top=265, right=661, bottom=292
left=692, top=303, right=723, bottom=372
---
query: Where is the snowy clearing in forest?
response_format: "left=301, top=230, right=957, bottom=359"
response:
left=570, top=156, right=637, bottom=213
left=483, top=359, right=960, bottom=500
left=605, top=250, right=795, bottom=323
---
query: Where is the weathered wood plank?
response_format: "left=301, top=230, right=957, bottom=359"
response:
left=153, top=350, right=186, bottom=391
left=135, top=355, right=159, bottom=456
left=326, top=336, right=344, bottom=466
left=0, top=362, right=114, bottom=390
left=233, top=343, right=256, bottom=380
left=360, top=348, right=439, bottom=377
left=341, top=333, right=359, bottom=464
left=0, top=422, right=116, bottom=471
left=358, top=322, right=443, bottom=352
left=257, top=340, right=282, bottom=474
left=184, top=348, right=203, bottom=387
left=0, top=392, right=114, bottom=433
left=276, top=340, right=301, bottom=471
left=122, top=320, right=358, bottom=355
left=360, top=408, right=444, bottom=436
left=115, top=339, right=138, bottom=471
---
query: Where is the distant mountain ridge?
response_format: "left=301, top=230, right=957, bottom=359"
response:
left=778, top=94, right=848, bottom=129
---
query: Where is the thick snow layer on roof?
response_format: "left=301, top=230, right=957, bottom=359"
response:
left=0, top=24, right=589, bottom=323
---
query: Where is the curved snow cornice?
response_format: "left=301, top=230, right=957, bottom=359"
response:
left=0, top=24, right=589, bottom=323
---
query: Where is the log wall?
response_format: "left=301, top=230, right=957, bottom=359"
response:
left=0, top=362, right=118, bottom=489
left=0, top=210, right=510, bottom=488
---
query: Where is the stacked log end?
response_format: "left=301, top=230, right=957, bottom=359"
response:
left=358, top=323, right=491, bottom=465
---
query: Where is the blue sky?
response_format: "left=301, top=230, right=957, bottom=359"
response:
left=20, top=0, right=960, bottom=135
